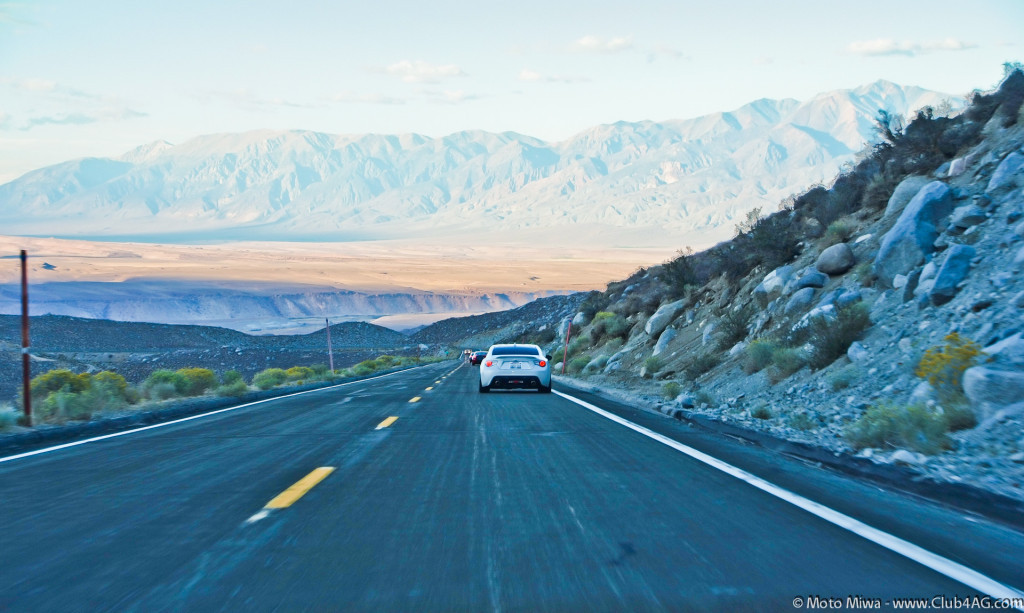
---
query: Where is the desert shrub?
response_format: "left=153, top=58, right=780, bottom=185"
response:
left=943, top=403, right=977, bottom=432
left=143, top=370, right=188, bottom=398
left=221, top=370, right=244, bottom=385
left=827, top=365, right=860, bottom=391
left=567, top=356, right=590, bottom=374
left=751, top=404, right=772, bottom=420
left=176, top=368, right=217, bottom=396
left=566, top=336, right=590, bottom=357
left=578, top=291, right=610, bottom=324
left=860, top=169, right=901, bottom=211
left=0, top=403, right=18, bottom=430
left=716, top=305, right=752, bottom=351
left=659, top=248, right=700, bottom=298
left=662, top=381, right=682, bottom=400
left=310, top=364, right=330, bottom=376
left=643, top=356, right=662, bottom=374
left=373, top=355, right=400, bottom=369
left=30, top=369, right=91, bottom=401
left=767, top=347, right=806, bottom=383
left=844, top=402, right=951, bottom=455
left=216, top=379, right=250, bottom=397
left=351, top=363, right=375, bottom=376
left=744, top=339, right=778, bottom=374
left=147, top=382, right=179, bottom=401
left=531, top=327, right=557, bottom=345
left=788, top=412, right=817, bottom=431
left=252, top=368, right=288, bottom=390
left=807, top=303, right=871, bottom=370
left=286, top=366, right=316, bottom=382
left=852, top=261, right=875, bottom=287
left=591, top=311, right=630, bottom=342
left=695, top=389, right=715, bottom=408
left=915, top=332, right=983, bottom=397
left=683, top=353, right=721, bottom=380
left=91, top=371, right=130, bottom=402
left=822, top=219, right=856, bottom=247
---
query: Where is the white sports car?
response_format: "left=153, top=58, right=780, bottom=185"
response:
left=478, top=344, right=552, bottom=393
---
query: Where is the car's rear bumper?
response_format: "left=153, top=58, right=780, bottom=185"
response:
left=484, top=375, right=548, bottom=389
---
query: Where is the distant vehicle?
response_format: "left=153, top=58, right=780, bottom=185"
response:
left=469, top=351, right=487, bottom=365
left=479, top=344, right=552, bottom=393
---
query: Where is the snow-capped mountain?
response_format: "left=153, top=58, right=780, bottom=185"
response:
left=0, top=81, right=956, bottom=245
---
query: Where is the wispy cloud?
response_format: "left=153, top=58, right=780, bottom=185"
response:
left=0, top=2, right=34, bottom=26
left=420, top=89, right=480, bottom=105
left=517, top=68, right=589, bottom=84
left=330, top=91, right=407, bottom=105
left=202, top=88, right=312, bottom=110
left=4, top=78, right=100, bottom=100
left=847, top=37, right=978, bottom=57
left=19, top=108, right=147, bottom=130
left=571, top=35, right=633, bottom=53
left=378, top=60, right=467, bottom=83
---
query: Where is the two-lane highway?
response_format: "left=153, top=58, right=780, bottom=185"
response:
left=1, top=361, right=1022, bottom=611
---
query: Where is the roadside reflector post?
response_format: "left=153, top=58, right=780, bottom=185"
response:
left=562, top=320, right=571, bottom=375
left=20, top=250, right=31, bottom=425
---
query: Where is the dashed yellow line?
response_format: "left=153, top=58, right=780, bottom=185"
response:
left=376, top=416, right=399, bottom=430
left=425, top=386, right=433, bottom=391
left=264, top=467, right=335, bottom=509
left=409, top=396, right=421, bottom=403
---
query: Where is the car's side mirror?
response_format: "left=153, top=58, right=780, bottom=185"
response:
left=546, top=355, right=552, bottom=361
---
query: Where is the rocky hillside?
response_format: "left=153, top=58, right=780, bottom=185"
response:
left=0, top=316, right=416, bottom=401
left=450, top=70, right=1024, bottom=502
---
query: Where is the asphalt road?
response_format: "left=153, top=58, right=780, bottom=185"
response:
left=1, top=360, right=1023, bottom=612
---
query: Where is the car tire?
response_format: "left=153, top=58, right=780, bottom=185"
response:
left=479, top=382, right=490, bottom=393
left=539, top=383, right=551, bottom=393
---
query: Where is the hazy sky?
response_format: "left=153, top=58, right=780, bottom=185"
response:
left=0, top=0, right=1020, bottom=183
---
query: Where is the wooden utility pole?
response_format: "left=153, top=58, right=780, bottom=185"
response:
left=326, top=318, right=335, bottom=373
left=20, top=250, right=31, bottom=425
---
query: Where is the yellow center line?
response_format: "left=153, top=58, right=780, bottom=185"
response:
left=264, top=467, right=335, bottom=509
left=409, top=396, right=421, bottom=403
left=425, top=386, right=433, bottom=391
left=376, top=416, right=399, bottom=429
left=435, top=380, right=441, bottom=384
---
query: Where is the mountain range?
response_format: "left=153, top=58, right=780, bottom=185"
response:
left=0, top=80, right=957, bottom=247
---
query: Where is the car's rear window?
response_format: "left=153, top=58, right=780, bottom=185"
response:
left=491, top=346, right=541, bottom=356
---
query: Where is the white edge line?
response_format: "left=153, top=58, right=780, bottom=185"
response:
left=0, top=363, right=440, bottom=464
left=554, top=390, right=1024, bottom=605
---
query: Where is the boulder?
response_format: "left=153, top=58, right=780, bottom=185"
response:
left=835, top=289, right=863, bottom=309
left=873, top=181, right=955, bottom=288
left=652, top=328, right=677, bottom=356
left=884, top=175, right=931, bottom=218
left=948, top=156, right=969, bottom=177
left=982, top=333, right=1024, bottom=368
left=963, top=366, right=1024, bottom=420
left=929, top=244, right=975, bottom=306
left=795, top=270, right=829, bottom=289
left=728, top=341, right=748, bottom=358
left=802, top=217, right=825, bottom=238
left=950, top=204, right=987, bottom=230
left=572, top=311, right=587, bottom=326
left=816, top=243, right=856, bottom=275
left=785, top=287, right=816, bottom=314
left=644, top=299, right=685, bottom=336
left=675, top=394, right=696, bottom=409
left=701, top=322, right=717, bottom=346
left=847, top=341, right=870, bottom=364
left=752, top=265, right=795, bottom=307
left=986, top=151, right=1024, bottom=193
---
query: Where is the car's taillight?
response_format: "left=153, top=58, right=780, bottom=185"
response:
left=485, top=360, right=493, bottom=367
left=538, top=360, right=547, bottom=367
